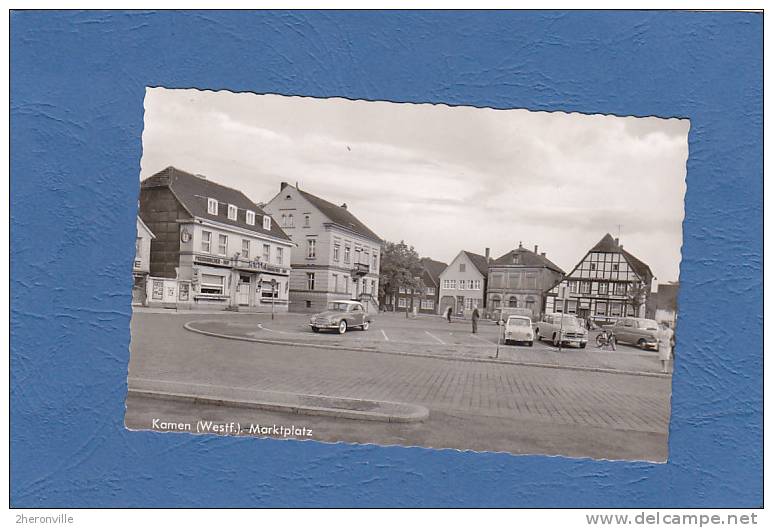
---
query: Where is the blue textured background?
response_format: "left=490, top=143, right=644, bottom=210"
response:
left=10, top=11, right=762, bottom=507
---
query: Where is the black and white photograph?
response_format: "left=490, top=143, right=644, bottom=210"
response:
left=126, top=88, right=688, bottom=461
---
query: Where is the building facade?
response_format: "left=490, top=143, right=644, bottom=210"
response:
left=486, top=243, right=565, bottom=320
left=139, top=166, right=294, bottom=312
left=387, top=257, right=447, bottom=314
left=545, top=233, right=654, bottom=324
left=132, top=217, right=156, bottom=306
left=263, top=182, right=383, bottom=313
left=437, top=250, right=489, bottom=317
left=647, top=281, right=679, bottom=326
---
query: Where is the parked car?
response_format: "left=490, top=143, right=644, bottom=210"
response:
left=504, top=315, right=534, bottom=346
left=534, top=313, right=588, bottom=348
left=606, top=317, right=660, bottom=350
left=493, top=307, right=534, bottom=325
left=310, top=300, right=371, bottom=334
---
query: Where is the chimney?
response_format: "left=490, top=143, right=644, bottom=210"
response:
left=534, top=244, right=538, bottom=254
left=280, top=181, right=289, bottom=190
left=541, top=252, right=546, bottom=258
left=518, top=241, right=523, bottom=249
left=485, top=247, right=490, bottom=260
left=340, top=203, right=348, bottom=210
left=614, top=237, right=620, bottom=245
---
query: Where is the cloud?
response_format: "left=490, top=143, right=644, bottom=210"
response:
left=140, top=88, right=689, bottom=282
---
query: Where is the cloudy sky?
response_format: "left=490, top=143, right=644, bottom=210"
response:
left=140, top=88, right=689, bottom=283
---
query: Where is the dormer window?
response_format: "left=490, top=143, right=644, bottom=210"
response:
left=207, top=198, right=218, bottom=215
left=262, top=216, right=272, bottom=230
left=227, top=204, right=238, bottom=221
left=246, top=210, right=256, bottom=225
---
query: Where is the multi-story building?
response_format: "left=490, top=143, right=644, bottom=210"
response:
left=138, top=166, right=294, bottom=311
left=437, top=250, right=489, bottom=317
left=132, top=217, right=156, bottom=306
left=388, top=257, right=447, bottom=314
left=263, top=182, right=383, bottom=313
left=545, top=233, right=654, bottom=324
left=486, top=243, right=564, bottom=320
left=647, top=281, right=679, bottom=326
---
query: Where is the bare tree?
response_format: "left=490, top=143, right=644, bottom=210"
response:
left=626, top=281, right=649, bottom=317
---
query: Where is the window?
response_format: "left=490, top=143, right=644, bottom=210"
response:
left=450, top=280, right=457, bottom=289
left=227, top=204, right=238, bottom=221
left=590, top=263, right=596, bottom=271
left=525, top=298, right=535, bottom=309
left=474, top=280, right=481, bottom=290
left=260, top=280, right=279, bottom=299
left=241, top=239, right=250, bottom=259
left=263, top=244, right=270, bottom=261
left=458, top=281, right=466, bottom=290
left=612, top=263, right=619, bottom=272
left=580, top=281, right=591, bottom=294
left=399, top=287, right=407, bottom=294
left=307, top=238, right=316, bottom=259
left=599, top=282, right=608, bottom=294
left=217, top=234, right=228, bottom=255
left=426, top=287, right=435, bottom=296
left=567, top=300, right=578, bottom=314
left=305, top=300, right=312, bottom=308
left=509, top=297, right=518, bottom=308
left=288, top=214, right=294, bottom=227
left=201, top=231, right=212, bottom=253
left=200, top=274, right=224, bottom=295
left=459, top=263, right=466, bottom=272
left=595, top=301, right=607, bottom=316
left=276, top=247, right=283, bottom=265
left=344, top=245, right=351, bottom=264
left=372, top=253, right=377, bottom=270
left=246, top=211, right=256, bottom=225
left=398, top=298, right=407, bottom=308
left=344, top=276, right=349, bottom=293
left=306, top=273, right=315, bottom=290
left=207, top=198, right=218, bottom=215
left=465, top=298, right=474, bottom=310
left=263, top=216, right=272, bottom=230
left=570, top=281, right=578, bottom=294
left=333, top=244, right=340, bottom=261
left=304, top=214, right=310, bottom=227
left=614, top=282, right=626, bottom=295
left=421, top=300, right=435, bottom=310
left=281, top=214, right=287, bottom=226
left=333, top=274, right=339, bottom=292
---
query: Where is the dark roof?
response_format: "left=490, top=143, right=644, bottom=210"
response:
left=589, top=233, right=653, bottom=280
left=297, top=188, right=382, bottom=243
left=420, top=257, right=448, bottom=286
left=141, top=166, right=291, bottom=241
left=491, top=247, right=564, bottom=274
left=462, top=251, right=489, bottom=276
left=654, top=282, right=679, bottom=311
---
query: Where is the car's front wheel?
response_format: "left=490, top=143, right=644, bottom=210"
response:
left=362, top=321, right=370, bottom=331
left=338, top=320, right=348, bottom=334
left=311, top=327, right=320, bottom=333
left=552, top=333, right=560, bottom=347
left=527, top=341, right=533, bottom=347
left=638, top=338, right=647, bottom=349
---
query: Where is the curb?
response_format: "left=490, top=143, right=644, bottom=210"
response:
left=128, top=383, right=429, bottom=424
left=183, top=321, right=671, bottom=379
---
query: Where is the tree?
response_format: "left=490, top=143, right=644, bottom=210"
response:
left=378, top=240, right=423, bottom=311
left=626, top=280, right=649, bottom=317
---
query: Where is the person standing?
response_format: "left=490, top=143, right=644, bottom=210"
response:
left=471, top=305, right=480, bottom=333
left=446, top=305, right=453, bottom=323
left=658, top=323, right=675, bottom=373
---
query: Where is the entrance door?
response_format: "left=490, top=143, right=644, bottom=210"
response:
left=456, top=295, right=465, bottom=315
left=238, top=275, right=251, bottom=306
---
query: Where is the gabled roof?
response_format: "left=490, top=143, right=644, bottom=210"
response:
left=420, top=257, right=448, bottom=286
left=491, top=247, right=564, bottom=274
left=296, top=188, right=382, bottom=244
left=136, top=216, right=156, bottom=239
left=141, top=166, right=291, bottom=241
left=588, top=233, right=653, bottom=280
left=462, top=251, right=489, bottom=276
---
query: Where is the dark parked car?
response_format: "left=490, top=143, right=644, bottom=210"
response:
left=606, top=317, right=660, bottom=350
left=310, top=300, right=371, bottom=334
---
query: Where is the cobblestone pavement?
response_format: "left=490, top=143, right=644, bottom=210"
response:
left=185, top=311, right=667, bottom=374
left=128, top=311, right=673, bottom=460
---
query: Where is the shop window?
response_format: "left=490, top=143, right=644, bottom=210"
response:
left=200, top=274, right=224, bottom=295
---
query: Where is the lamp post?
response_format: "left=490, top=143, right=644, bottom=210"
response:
left=270, top=278, right=277, bottom=320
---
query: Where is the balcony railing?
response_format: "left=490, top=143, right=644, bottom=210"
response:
left=353, top=262, right=369, bottom=275
left=192, top=252, right=290, bottom=275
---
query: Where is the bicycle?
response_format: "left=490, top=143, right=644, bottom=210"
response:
left=595, top=331, right=617, bottom=350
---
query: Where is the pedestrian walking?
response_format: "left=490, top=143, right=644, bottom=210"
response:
left=446, top=305, right=453, bottom=323
left=471, top=305, right=480, bottom=333
left=657, top=323, right=675, bottom=373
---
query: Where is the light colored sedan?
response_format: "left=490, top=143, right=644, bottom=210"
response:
left=504, top=315, right=534, bottom=346
left=309, top=300, right=371, bottom=334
